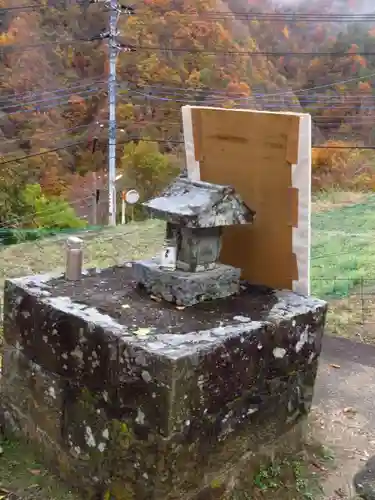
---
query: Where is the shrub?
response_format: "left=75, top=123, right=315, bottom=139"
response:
left=312, top=140, right=375, bottom=191
left=119, top=140, right=181, bottom=221
left=22, top=183, right=87, bottom=230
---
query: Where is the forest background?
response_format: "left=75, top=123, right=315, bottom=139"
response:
left=0, top=0, right=374, bottom=233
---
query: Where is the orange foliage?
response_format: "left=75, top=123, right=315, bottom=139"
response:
left=2, top=0, right=375, bottom=219
left=68, top=95, right=86, bottom=108
left=348, top=44, right=359, bottom=54
left=226, top=81, right=251, bottom=96
left=312, top=141, right=374, bottom=191
left=358, top=81, right=371, bottom=92
left=39, top=166, right=67, bottom=197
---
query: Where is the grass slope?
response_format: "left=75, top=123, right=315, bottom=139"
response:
left=0, top=220, right=165, bottom=302
left=1, top=190, right=373, bottom=342
left=312, top=193, right=375, bottom=297
left=0, top=438, right=79, bottom=500
left=1, top=192, right=374, bottom=302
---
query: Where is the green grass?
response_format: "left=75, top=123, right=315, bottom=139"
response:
left=312, top=193, right=375, bottom=298
left=1, top=193, right=375, bottom=303
left=0, top=437, right=80, bottom=499
left=0, top=219, right=165, bottom=302
left=0, top=436, right=332, bottom=500
left=230, top=441, right=335, bottom=500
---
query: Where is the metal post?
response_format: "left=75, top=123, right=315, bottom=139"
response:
left=108, top=0, right=118, bottom=226
left=66, top=237, right=83, bottom=280
left=121, top=191, right=126, bottom=224
left=92, top=171, right=97, bottom=226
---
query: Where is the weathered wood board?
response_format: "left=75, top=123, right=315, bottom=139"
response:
left=182, top=106, right=311, bottom=295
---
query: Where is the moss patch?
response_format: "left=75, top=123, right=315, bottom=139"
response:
left=230, top=441, right=334, bottom=500
left=0, top=436, right=81, bottom=499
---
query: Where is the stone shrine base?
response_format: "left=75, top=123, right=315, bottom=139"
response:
left=133, top=258, right=241, bottom=306
left=1, top=264, right=327, bottom=500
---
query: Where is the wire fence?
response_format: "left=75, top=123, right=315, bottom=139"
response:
left=0, top=214, right=374, bottom=343
left=310, top=277, right=375, bottom=340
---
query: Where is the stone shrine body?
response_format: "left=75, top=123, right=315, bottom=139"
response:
left=133, top=177, right=255, bottom=306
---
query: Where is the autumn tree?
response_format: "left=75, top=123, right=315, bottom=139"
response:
left=119, top=140, right=180, bottom=219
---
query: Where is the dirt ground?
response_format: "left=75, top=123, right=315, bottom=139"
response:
left=310, top=406, right=370, bottom=500
left=311, top=335, right=375, bottom=499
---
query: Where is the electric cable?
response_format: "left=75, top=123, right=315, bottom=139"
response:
left=0, top=4, right=37, bottom=12
left=121, top=88, right=375, bottom=111
left=0, top=122, right=106, bottom=147
left=4, top=2, right=375, bottom=21
left=117, top=71, right=375, bottom=98
left=135, top=8, right=375, bottom=22
left=0, top=87, right=105, bottom=118
left=134, top=45, right=375, bottom=57
left=0, top=76, right=107, bottom=107
left=0, top=140, right=86, bottom=166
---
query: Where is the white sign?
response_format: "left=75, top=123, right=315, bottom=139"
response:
left=125, top=189, right=140, bottom=204
left=160, top=246, right=177, bottom=270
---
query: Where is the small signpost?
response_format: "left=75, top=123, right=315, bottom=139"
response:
left=121, top=189, right=140, bottom=224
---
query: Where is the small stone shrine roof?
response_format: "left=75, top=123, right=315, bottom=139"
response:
left=143, top=177, right=255, bottom=228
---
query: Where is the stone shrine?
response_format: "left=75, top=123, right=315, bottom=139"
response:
left=133, top=178, right=256, bottom=306
left=0, top=180, right=327, bottom=500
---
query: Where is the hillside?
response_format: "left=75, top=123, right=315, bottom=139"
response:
left=0, top=0, right=295, bottom=227
left=0, top=0, right=375, bottom=228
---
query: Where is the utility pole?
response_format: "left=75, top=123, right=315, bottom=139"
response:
left=108, top=0, right=118, bottom=226
left=89, top=0, right=135, bottom=226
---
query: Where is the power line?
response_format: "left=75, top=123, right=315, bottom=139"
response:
left=0, top=129, right=373, bottom=175
left=3, top=2, right=375, bottom=21
left=0, top=1, right=86, bottom=12
left=3, top=114, right=372, bottom=164
left=118, top=136, right=375, bottom=150
left=0, top=86, right=105, bottom=117
left=134, top=45, right=375, bottom=57
left=0, top=4, right=37, bottom=12
left=6, top=40, right=375, bottom=58
left=3, top=36, right=375, bottom=57
left=0, top=119, right=110, bottom=163
left=0, top=48, right=374, bottom=108
left=121, top=87, right=375, bottom=111
left=0, top=140, right=86, bottom=166
left=126, top=98, right=375, bottom=112
left=258, top=72, right=375, bottom=98
left=0, top=37, right=108, bottom=54
left=135, top=8, right=375, bottom=21
left=6, top=1, right=375, bottom=20
left=119, top=82, right=375, bottom=99
left=0, top=76, right=106, bottom=107
left=116, top=71, right=375, bottom=101
left=122, top=88, right=375, bottom=105
left=0, top=123, right=104, bottom=147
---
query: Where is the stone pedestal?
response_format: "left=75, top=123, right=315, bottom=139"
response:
left=133, top=259, right=241, bottom=306
left=1, top=265, right=327, bottom=499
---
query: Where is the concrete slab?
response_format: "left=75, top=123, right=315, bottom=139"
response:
left=313, top=335, right=375, bottom=499
left=316, top=335, right=375, bottom=433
